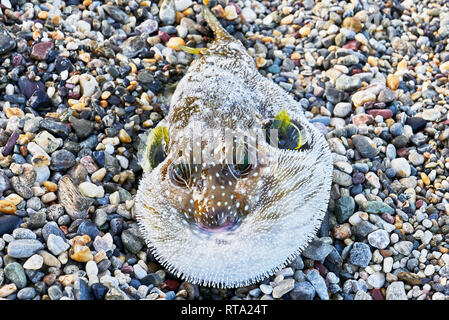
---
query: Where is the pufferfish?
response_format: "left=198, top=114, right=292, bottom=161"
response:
left=135, top=6, right=333, bottom=288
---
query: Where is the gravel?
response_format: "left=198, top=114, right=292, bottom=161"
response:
left=0, top=0, right=446, bottom=301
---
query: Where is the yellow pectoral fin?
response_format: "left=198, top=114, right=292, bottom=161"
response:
left=179, top=45, right=207, bottom=55
left=295, top=129, right=308, bottom=150
left=274, top=109, right=291, bottom=134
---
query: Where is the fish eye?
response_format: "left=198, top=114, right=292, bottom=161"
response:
left=228, top=163, right=253, bottom=179
left=169, top=162, right=192, bottom=187
left=228, top=141, right=253, bottom=178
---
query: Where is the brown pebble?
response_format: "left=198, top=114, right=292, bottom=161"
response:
left=42, top=181, right=58, bottom=192
left=58, top=274, right=78, bottom=286
left=0, top=284, right=17, bottom=298
left=0, top=199, right=16, bottom=214
left=118, top=129, right=132, bottom=144
left=43, top=273, right=57, bottom=286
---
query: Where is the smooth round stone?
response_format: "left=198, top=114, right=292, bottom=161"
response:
left=335, top=75, right=362, bottom=91
left=136, top=19, right=158, bottom=34
left=422, top=109, right=441, bottom=121
left=48, top=285, right=63, bottom=300
left=386, top=281, right=407, bottom=300
left=367, top=229, right=390, bottom=249
left=46, top=234, right=70, bottom=256
left=241, top=7, right=257, bottom=22
left=408, top=150, right=424, bottom=166
left=406, top=117, right=427, bottom=133
left=12, top=228, right=36, bottom=240
left=424, top=264, right=435, bottom=276
left=86, top=260, right=98, bottom=277
left=333, top=102, right=352, bottom=117
left=260, top=284, right=273, bottom=295
left=23, top=254, right=44, bottom=270
left=393, top=241, right=414, bottom=256
left=390, top=158, right=411, bottom=178
left=7, top=239, right=44, bottom=258
left=17, top=287, right=36, bottom=300
left=385, top=167, right=396, bottom=178
left=0, top=215, right=22, bottom=236
left=333, top=170, right=353, bottom=187
left=362, top=201, right=394, bottom=214
left=103, top=5, right=129, bottom=23
left=79, top=182, right=105, bottom=198
left=352, top=135, right=379, bottom=158
left=386, top=144, right=396, bottom=159
left=159, top=0, right=176, bottom=25
left=174, top=0, right=192, bottom=11
left=133, top=264, right=147, bottom=280
left=367, top=272, right=385, bottom=289
left=4, top=262, right=27, bottom=289
left=50, top=150, right=76, bottom=170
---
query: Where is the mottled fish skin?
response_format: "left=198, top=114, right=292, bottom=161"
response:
left=135, top=6, right=333, bottom=288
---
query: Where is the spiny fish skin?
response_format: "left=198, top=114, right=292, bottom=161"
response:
left=135, top=6, right=333, bottom=288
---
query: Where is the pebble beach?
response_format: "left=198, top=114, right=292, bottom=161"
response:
left=0, top=0, right=448, bottom=300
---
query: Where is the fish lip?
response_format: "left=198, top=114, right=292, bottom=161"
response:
left=195, top=215, right=239, bottom=233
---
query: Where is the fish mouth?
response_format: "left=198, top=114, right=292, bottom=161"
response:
left=195, top=212, right=239, bottom=233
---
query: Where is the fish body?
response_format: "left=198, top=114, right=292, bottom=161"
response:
left=135, top=7, right=333, bottom=288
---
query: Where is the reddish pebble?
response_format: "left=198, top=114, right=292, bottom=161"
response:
left=13, top=54, right=24, bottom=67
left=292, top=31, right=300, bottom=39
left=397, top=147, right=409, bottom=157
left=164, top=280, right=180, bottom=291
left=367, top=109, right=393, bottom=119
left=351, top=69, right=362, bottom=75
left=416, top=199, right=423, bottom=209
left=314, top=262, right=328, bottom=277
left=30, top=41, right=54, bottom=60
left=371, top=288, right=384, bottom=300
left=158, top=30, right=170, bottom=43
left=293, top=59, right=301, bottom=67
left=343, top=40, right=359, bottom=51
left=228, top=2, right=242, bottom=14
left=121, top=265, right=133, bottom=274
left=352, top=114, right=374, bottom=127
left=68, top=92, right=80, bottom=100
left=381, top=212, right=395, bottom=224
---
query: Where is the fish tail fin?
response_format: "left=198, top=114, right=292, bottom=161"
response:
left=201, top=5, right=233, bottom=42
